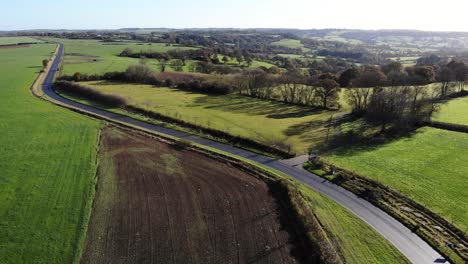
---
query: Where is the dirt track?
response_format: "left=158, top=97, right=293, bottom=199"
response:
left=81, top=127, right=300, bottom=264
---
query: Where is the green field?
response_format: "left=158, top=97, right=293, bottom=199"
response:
left=44, top=38, right=197, bottom=75
left=432, top=96, right=468, bottom=126
left=0, top=36, right=43, bottom=45
left=272, top=38, right=311, bottom=52
left=323, top=127, right=468, bottom=231
left=0, top=44, right=100, bottom=263
left=80, top=81, right=341, bottom=154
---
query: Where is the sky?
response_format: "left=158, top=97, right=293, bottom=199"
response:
left=2, top=0, right=468, bottom=32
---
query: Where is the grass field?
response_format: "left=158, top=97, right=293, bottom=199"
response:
left=323, top=127, right=468, bottom=231
left=80, top=81, right=343, bottom=154
left=271, top=39, right=311, bottom=52
left=44, top=38, right=197, bottom=75
left=432, top=96, right=468, bottom=126
left=0, top=44, right=100, bottom=263
left=0, top=36, right=42, bottom=45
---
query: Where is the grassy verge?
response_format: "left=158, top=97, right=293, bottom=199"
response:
left=0, top=44, right=101, bottom=263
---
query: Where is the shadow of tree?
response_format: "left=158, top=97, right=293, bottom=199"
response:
left=193, top=94, right=323, bottom=118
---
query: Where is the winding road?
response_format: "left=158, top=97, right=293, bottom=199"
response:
left=42, top=43, right=446, bottom=264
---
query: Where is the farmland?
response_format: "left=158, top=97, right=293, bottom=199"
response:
left=0, top=36, right=42, bottom=45
left=78, top=81, right=344, bottom=154
left=82, top=126, right=300, bottom=263
left=0, top=44, right=100, bottom=263
left=432, top=96, right=468, bottom=126
left=81, top=126, right=408, bottom=264
left=45, top=38, right=197, bottom=75
left=323, top=127, right=468, bottom=231
left=271, top=39, right=311, bottom=52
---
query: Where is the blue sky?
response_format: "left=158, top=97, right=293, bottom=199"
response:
left=2, top=0, right=468, bottom=31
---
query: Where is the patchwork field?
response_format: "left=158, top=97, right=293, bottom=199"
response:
left=0, top=44, right=100, bottom=263
left=82, top=126, right=408, bottom=264
left=0, top=36, right=42, bottom=45
left=432, top=96, right=468, bottom=126
left=82, top=127, right=301, bottom=263
left=44, top=38, right=197, bottom=75
left=323, top=127, right=468, bottom=231
left=78, top=81, right=343, bottom=154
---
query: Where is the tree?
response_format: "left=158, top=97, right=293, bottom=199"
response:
left=447, top=60, right=468, bottom=91
left=345, top=87, right=373, bottom=115
left=120, top=47, right=133, bottom=57
left=73, top=72, right=81, bottom=82
left=366, top=87, right=410, bottom=133
left=245, top=56, right=253, bottom=67
left=353, top=65, right=386, bottom=88
left=338, top=68, right=359, bottom=87
left=125, top=63, right=153, bottom=82
left=222, top=55, right=229, bottom=65
left=236, top=55, right=244, bottom=66
left=172, top=59, right=184, bottom=72
left=315, top=76, right=340, bottom=108
left=42, top=59, right=48, bottom=68
left=159, top=59, right=168, bottom=72
left=345, top=65, right=385, bottom=115
left=406, top=65, right=436, bottom=85
left=438, top=66, right=454, bottom=97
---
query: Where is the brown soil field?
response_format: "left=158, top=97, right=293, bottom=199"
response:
left=81, top=126, right=302, bottom=264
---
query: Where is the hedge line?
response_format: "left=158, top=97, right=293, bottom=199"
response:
left=55, top=81, right=127, bottom=108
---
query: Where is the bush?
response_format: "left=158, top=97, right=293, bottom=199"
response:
left=55, top=81, right=127, bottom=108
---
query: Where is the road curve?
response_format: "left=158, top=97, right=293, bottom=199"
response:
left=42, top=43, right=446, bottom=264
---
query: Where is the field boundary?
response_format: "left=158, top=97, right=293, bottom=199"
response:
left=305, top=158, right=467, bottom=263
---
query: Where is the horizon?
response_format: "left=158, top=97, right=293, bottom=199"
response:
left=3, top=0, right=468, bottom=32
left=4, top=27, right=468, bottom=33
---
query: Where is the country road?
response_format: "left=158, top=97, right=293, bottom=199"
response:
left=41, top=43, right=446, bottom=264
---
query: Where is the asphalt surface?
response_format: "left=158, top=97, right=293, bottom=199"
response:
left=42, top=43, right=447, bottom=264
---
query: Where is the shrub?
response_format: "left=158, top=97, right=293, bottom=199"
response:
left=55, top=81, right=127, bottom=108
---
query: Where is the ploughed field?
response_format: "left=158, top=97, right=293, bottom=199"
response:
left=81, top=127, right=300, bottom=263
